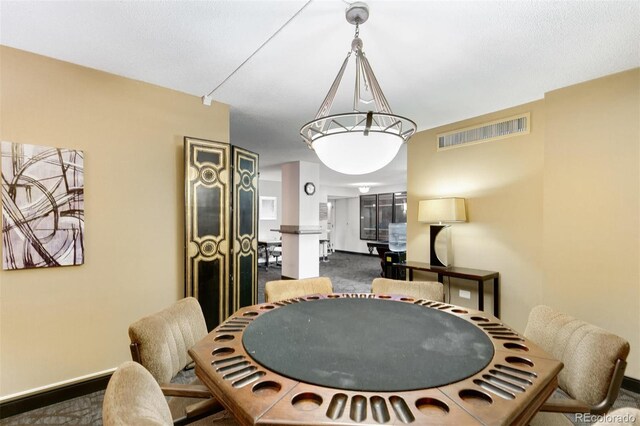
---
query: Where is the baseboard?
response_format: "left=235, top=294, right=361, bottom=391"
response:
left=0, top=372, right=112, bottom=419
left=622, top=375, right=640, bottom=394
left=334, top=249, right=374, bottom=257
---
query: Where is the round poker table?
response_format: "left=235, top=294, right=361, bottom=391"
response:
left=188, top=294, right=562, bottom=426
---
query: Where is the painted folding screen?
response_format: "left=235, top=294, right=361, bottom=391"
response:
left=1, top=141, right=84, bottom=270
left=231, top=146, right=258, bottom=309
left=184, top=137, right=258, bottom=330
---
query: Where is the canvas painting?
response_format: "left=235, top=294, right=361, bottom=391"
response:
left=259, top=196, right=277, bottom=221
left=1, top=141, right=84, bottom=270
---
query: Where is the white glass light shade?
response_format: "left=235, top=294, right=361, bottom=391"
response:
left=312, top=131, right=403, bottom=175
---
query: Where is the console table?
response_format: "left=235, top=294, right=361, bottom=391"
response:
left=393, top=261, right=500, bottom=318
left=366, top=241, right=389, bottom=255
left=366, top=242, right=389, bottom=276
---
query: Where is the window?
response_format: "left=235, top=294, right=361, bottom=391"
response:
left=359, top=194, right=377, bottom=240
left=360, top=192, right=407, bottom=241
left=377, top=193, right=393, bottom=242
left=393, top=192, right=407, bottom=224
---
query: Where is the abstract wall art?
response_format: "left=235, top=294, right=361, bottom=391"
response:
left=1, top=141, right=84, bottom=270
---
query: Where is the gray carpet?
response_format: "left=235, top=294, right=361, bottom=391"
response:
left=257, top=250, right=379, bottom=302
left=2, top=252, right=638, bottom=425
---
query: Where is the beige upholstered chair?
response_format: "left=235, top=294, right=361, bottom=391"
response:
left=371, top=278, right=444, bottom=302
left=103, top=361, right=173, bottom=426
left=129, top=297, right=236, bottom=425
left=264, top=277, right=333, bottom=302
left=525, top=305, right=630, bottom=426
left=593, top=408, right=640, bottom=426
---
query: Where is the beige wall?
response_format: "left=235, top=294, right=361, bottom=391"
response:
left=542, top=70, right=639, bottom=377
left=0, top=47, right=230, bottom=397
left=407, top=69, right=639, bottom=379
left=407, top=101, right=545, bottom=334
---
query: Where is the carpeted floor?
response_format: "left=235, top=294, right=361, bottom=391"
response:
left=2, top=252, right=638, bottom=425
left=257, top=249, right=380, bottom=303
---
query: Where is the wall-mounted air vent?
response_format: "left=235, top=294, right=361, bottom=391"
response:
left=437, top=112, right=530, bottom=150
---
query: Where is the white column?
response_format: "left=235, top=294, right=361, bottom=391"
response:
left=280, top=161, right=320, bottom=279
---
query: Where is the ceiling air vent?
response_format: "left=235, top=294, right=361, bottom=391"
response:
left=437, top=112, right=530, bottom=150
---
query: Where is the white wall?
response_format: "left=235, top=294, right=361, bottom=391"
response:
left=332, top=184, right=407, bottom=254
left=317, top=187, right=329, bottom=240
left=323, top=185, right=360, bottom=198
left=333, top=197, right=366, bottom=253
left=280, top=161, right=320, bottom=279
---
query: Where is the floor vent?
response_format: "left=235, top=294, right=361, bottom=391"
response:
left=437, top=113, right=530, bottom=150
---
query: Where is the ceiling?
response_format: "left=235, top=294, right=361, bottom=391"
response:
left=2, top=1, right=638, bottom=189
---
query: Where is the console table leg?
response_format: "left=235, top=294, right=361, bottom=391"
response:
left=494, top=278, right=500, bottom=318
left=265, top=252, right=269, bottom=270
left=478, top=280, right=484, bottom=312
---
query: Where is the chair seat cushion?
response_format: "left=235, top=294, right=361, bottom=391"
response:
left=594, top=408, right=640, bottom=426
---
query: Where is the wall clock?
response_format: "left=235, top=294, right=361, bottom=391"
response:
left=304, top=182, right=316, bottom=195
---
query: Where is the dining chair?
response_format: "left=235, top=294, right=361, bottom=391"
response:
left=524, top=305, right=630, bottom=426
left=103, top=361, right=173, bottom=425
left=371, top=277, right=444, bottom=302
left=128, top=297, right=236, bottom=425
left=264, top=277, right=333, bottom=302
left=271, top=244, right=282, bottom=267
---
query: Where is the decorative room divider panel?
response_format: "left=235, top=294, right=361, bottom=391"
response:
left=231, top=146, right=259, bottom=311
left=184, top=137, right=258, bottom=330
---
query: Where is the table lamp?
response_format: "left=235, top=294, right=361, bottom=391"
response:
left=418, top=198, right=467, bottom=267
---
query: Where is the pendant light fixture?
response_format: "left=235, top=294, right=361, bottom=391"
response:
left=300, top=2, right=417, bottom=175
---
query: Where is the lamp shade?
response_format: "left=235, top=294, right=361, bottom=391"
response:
left=418, top=198, right=467, bottom=223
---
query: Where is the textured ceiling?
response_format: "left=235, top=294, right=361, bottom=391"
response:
left=2, top=1, right=639, bottom=188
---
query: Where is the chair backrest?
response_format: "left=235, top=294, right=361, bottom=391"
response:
left=371, top=278, right=444, bottom=302
left=129, top=297, right=208, bottom=384
left=265, top=277, right=333, bottom=302
left=524, top=305, right=630, bottom=407
left=103, top=361, right=172, bottom=426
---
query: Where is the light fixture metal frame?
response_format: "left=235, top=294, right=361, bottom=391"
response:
left=301, top=112, right=416, bottom=149
left=300, top=2, right=417, bottom=166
